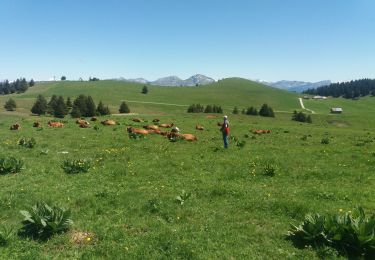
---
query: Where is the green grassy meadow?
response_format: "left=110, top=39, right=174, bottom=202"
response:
left=0, top=80, right=375, bottom=259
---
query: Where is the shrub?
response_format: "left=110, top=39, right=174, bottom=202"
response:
left=18, top=137, right=36, bottom=148
left=0, top=157, right=23, bottom=175
left=287, top=207, right=375, bottom=258
left=292, top=111, right=312, bottom=123
left=0, top=226, right=14, bottom=246
left=175, top=190, right=191, bottom=205
left=4, top=98, right=16, bottom=111
left=259, top=104, right=275, bottom=117
left=119, top=101, right=130, bottom=113
left=232, top=106, right=239, bottom=114
left=263, top=163, right=276, bottom=177
left=19, top=202, right=73, bottom=240
left=62, top=159, right=91, bottom=174
left=321, top=138, right=330, bottom=144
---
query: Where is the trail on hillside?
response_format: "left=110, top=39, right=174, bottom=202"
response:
left=123, top=100, right=291, bottom=113
left=298, top=98, right=315, bottom=114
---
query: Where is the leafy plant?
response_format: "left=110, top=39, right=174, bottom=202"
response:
left=0, top=157, right=23, bottom=175
left=19, top=202, right=73, bottom=240
left=263, top=163, right=276, bottom=177
left=175, top=190, right=191, bottom=205
left=147, top=199, right=160, bottom=214
left=0, top=226, right=14, bottom=246
left=18, top=137, right=36, bottom=148
left=287, top=207, right=375, bottom=257
left=321, top=138, right=330, bottom=144
left=62, top=159, right=91, bottom=174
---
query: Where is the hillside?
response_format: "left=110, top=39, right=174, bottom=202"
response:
left=0, top=78, right=300, bottom=115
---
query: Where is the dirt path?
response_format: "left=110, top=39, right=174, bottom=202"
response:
left=298, top=98, right=315, bottom=114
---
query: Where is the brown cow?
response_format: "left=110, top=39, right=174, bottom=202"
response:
left=10, top=124, right=20, bottom=130
left=33, top=121, right=41, bottom=128
left=101, top=119, right=116, bottom=125
left=252, top=129, right=271, bottom=134
left=127, top=127, right=149, bottom=135
left=159, top=123, right=174, bottom=128
left=143, top=125, right=159, bottom=131
left=48, top=121, right=64, bottom=128
left=79, top=123, right=90, bottom=128
left=196, top=124, right=204, bottom=130
left=132, top=118, right=144, bottom=122
left=177, top=133, right=198, bottom=141
left=76, top=119, right=90, bottom=125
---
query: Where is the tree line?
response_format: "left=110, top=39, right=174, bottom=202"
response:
left=233, top=104, right=275, bottom=117
left=31, top=94, right=130, bottom=118
left=0, top=78, right=35, bottom=95
left=304, top=79, right=375, bottom=99
left=187, top=104, right=223, bottom=113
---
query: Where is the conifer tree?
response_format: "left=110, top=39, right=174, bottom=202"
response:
left=119, top=101, right=130, bottom=113
left=31, top=95, right=48, bottom=115
left=53, top=96, right=68, bottom=118
left=4, top=98, right=16, bottom=111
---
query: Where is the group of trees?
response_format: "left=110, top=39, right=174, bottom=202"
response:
left=234, top=104, right=275, bottom=117
left=187, top=104, right=223, bottom=113
left=292, top=111, right=312, bottom=123
left=0, top=78, right=34, bottom=95
left=31, top=94, right=130, bottom=118
left=89, top=77, right=100, bottom=81
left=304, top=79, right=375, bottom=99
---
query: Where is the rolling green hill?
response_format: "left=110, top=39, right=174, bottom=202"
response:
left=0, top=78, right=300, bottom=115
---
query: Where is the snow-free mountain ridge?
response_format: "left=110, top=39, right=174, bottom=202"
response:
left=116, top=74, right=215, bottom=86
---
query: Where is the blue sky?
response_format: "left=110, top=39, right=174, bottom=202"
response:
left=0, top=0, right=374, bottom=82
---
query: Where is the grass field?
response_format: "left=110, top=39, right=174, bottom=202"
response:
left=0, top=80, right=374, bottom=259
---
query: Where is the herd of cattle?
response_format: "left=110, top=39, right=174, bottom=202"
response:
left=9, top=117, right=271, bottom=141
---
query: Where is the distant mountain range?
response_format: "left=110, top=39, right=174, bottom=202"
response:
left=258, top=80, right=331, bottom=93
left=115, top=74, right=215, bottom=86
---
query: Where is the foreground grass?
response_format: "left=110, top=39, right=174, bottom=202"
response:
left=0, top=109, right=374, bottom=259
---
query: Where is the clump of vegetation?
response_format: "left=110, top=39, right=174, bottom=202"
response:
left=246, top=106, right=258, bottom=115
left=147, top=199, right=161, bottom=214
left=31, top=95, right=48, bottom=115
left=263, top=163, right=276, bottom=177
left=232, top=106, right=239, bottom=114
left=287, top=207, right=375, bottom=258
left=128, top=132, right=146, bottom=140
left=62, top=159, right=91, bottom=174
left=0, top=157, right=23, bottom=175
left=4, top=98, right=17, bottom=111
left=18, top=137, right=36, bottom=148
left=19, top=202, right=73, bottom=240
left=119, top=101, right=130, bottom=113
left=292, top=111, right=312, bottom=123
left=259, top=103, right=275, bottom=117
left=175, top=190, right=191, bottom=205
left=142, top=85, right=148, bottom=94
left=0, top=226, right=14, bottom=246
left=96, top=100, right=111, bottom=115
left=321, top=137, right=330, bottom=144
left=187, top=104, right=223, bottom=113
left=70, top=94, right=97, bottom=118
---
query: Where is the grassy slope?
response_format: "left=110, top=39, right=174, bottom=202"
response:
left=0, top=81, right=374, bottom=259
left=0, top=78, right=300, bottom=115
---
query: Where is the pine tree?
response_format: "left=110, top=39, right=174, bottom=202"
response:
left=119, top=101, right=130, bottom=113
left=71, top=105, right=81, bottom=118
left=86, top=96, right=96, bottom=117
left=142, top=85, right=148, bottom=94
left=53, top=96, right=68, bottom=118
left=31, top=95, right=48, bottom=115
left=73, top=95, right=88, bottom=117
left=232, top=106, right=239, bottom=114
left=4, top=98, right=16, bottom=111
left=48, top=95, right=58, bottom=114
left=29, top=79, right=35, bottom=87
left=66, top=97, right=72, bottom=108
left=204, top=105, right=213, bottom=113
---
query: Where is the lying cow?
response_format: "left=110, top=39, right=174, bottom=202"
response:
left=76, top=119, right=90, bottom=126
left=101, top=119, right=116, bottom=125
left=196, top=124, right=204, bottom=130
left=252, top=129, right=271, bottom=134
left=159, top=123, right=174, bottom=128
left=33, top=121, right=41, bottom=128
left=132, top=118, right=144, bottom=123
left=143, top=125, right=159, bottom=131
left=127, top=127, right=149, bottom=135
left=90, top=117, right=97, bottom=121
left=48, top=121, right=64, bottom=128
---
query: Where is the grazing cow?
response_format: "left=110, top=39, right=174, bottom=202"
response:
left=132, top=118, right=143, bottom=122
left=33, top=121, right=41, bottom=128
left=127, top=127, right=149, bottom=135
left=101, top=119, right=116, bottom=126
left=143, top=125, right=159, bottom=131
left=152, top=119, right=160, bottom=123
left=196, top=124, right=204, bottom=130
left=10, top=124, right=20, bottom=130
left=48, top=121, right=64, bottom=128
left=76, top=119, right=90, bottom=125
left=159, top=123, right=174, bottom=128
left=90, top=117, right=97, bottom=121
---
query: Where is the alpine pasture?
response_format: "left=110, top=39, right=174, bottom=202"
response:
left=0, top=79, right=375, bottom=259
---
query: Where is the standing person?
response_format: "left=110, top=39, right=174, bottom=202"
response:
left=220, top=115, right=230, bottom=148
